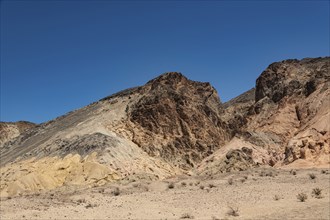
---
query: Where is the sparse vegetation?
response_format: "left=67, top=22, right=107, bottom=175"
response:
left=76, top=198, right=86, bottom=204
left=208, top=183, right=216, bottom=188
left=228, top=178, right=234, bottom=185
left=312, top=188, right=322, bottom=199
left=240, top=178, right=246, bottom=183
left=321, top=170, right=327, bottom=174
left=259, top=170, right=273, bottom=177
left=181, top=182, right=187, bottom=187
left=309, top=173, right=316, bottom=179
left=112, top=187, right=120, bottom=196
left=227, top=206, right=239, bottom=217
left=297, top=193, right=308, bottom=202
left=273, top=195, right=281, bottom=201
left=85, top=203, right=93, bottom=209
left=199, top=185, right=205, bottom=190
left=168, top=182, right=175, bottom=189
left=85, top=202, right=98, bottom=209
left=180, top=213, right=194, bottom=219
left=290, top=169, right=297, bottom=175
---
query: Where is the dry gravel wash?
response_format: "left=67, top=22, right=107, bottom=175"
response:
left=1, top=168, right=329, bottom=220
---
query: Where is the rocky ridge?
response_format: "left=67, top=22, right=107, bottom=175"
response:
left=198, top=57, right=329, bottom=175
left=0, top=57, right=329, bottom=197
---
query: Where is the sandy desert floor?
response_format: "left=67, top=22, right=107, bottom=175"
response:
left=1, top=167, right=329, bottom=220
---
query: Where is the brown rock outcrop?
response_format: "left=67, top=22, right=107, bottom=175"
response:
left=127, top=72, right=231, bottom=169
left=245, top=57, right=330, bottom=166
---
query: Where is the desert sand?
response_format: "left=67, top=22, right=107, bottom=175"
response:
left=1, top=167, right=329, bottom=220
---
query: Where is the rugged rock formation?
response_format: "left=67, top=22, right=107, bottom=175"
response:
left=221, top=88, right=255, bottom=135
left=127, top=72, right=231, bottom=168
left=198, top=57, right=329, bottom=175
left=244, top=57, right=329, bottom=167
left=0, top=121, right=36, bottom=147
left=0, top=57, right=329, bottom=197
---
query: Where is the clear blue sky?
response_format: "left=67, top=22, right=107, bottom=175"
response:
left=1, top=0, right=329, bottom=123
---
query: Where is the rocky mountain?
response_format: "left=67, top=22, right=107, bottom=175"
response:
left=0, top=57, right=329, bottom=197
left=198, top=57, right=329, bottom=174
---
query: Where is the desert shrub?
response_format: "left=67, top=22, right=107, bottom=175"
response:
left=309, top=173, right=316, bottom=179
left=243, top=175, right=248, bottom=180
left=321, top=170, right=326, bottom=174
left=240, top=178, right=246, bottom=183
left=266, top=171, right=274, bottom=177
left=85, top=204, right=93, bottom=209
left=76, top=198, right=86, bottom=204
left=312, top=188, right=322, bottom=199
left=259, top=171, right=265, bottom=177
left=181, top=182, right=187, bottom=187
left=85, top=203, right=98, bottom=209
left=259, top=170, right=273, bottom=177
left=199, top=185, right=205, bottom=190
left=273, top=195, right=281, bottom=201
left=227, top=206, right=239, bottom=216
left=168, top=182, right=175, bottom=189
left=189, top=182, right=193, bottom=186
left=208, top=183, right=216, bottom=188
left=228, top=178, right=234, bottom=185
left=112, top=187, right=120, bottom=196
left=297, top=193, right=308, bottom=202
left=290, top=169, right=297, bottom=175
left=180, top=213, right=194, bottom=219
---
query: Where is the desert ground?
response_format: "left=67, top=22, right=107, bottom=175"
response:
left=1, top=167, right=329, bottom=220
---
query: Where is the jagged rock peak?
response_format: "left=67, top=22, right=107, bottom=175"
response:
left=146, top=72, right=187, bottom=84
left=143, top=72, right=215, bottom=98
left=255, top=56, right=329, bottom=103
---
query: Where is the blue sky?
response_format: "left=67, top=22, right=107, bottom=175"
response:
left=1, top=0, right=329, bottom=123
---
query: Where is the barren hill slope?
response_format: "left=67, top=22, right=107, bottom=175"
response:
left=0, top=72, right=231, bottom=196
